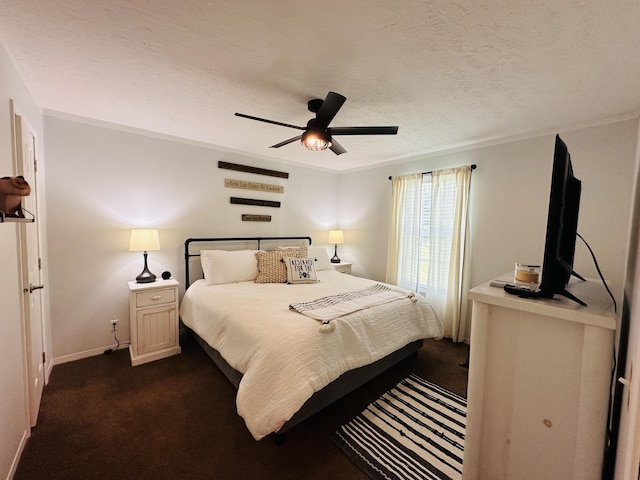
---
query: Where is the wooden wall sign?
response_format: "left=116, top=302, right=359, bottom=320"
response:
left=224, top=179, right=284, bottom=194
left=230, top=197, right=281, bottom=208
left=218, top=161, right=289, bottom=179
left=242, top=214, right=272, bottom=222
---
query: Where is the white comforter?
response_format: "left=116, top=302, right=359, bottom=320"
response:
left=179, top=270, right=443, bottom=440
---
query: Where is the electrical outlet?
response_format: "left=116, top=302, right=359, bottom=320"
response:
left=110, top=319, right=119, bottom=330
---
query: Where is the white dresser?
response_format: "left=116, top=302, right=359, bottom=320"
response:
left=463, top=276, right=616, bottom=480
left=128, top=278, right=181, bottom=366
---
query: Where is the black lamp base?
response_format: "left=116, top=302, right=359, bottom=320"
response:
left=136, top=270, right=156, bottom=283
left=330, top=244, right=341, bottom=264
left=136, top=252, right=156, bottom=283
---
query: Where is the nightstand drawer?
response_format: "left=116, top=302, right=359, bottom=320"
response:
left=135, top=288, right=176, bottom=307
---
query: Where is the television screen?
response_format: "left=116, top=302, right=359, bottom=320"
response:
left=538, top=134, right=586, bottom=305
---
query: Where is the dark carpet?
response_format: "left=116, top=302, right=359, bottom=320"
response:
left=15, top=335, right=468, bottom=480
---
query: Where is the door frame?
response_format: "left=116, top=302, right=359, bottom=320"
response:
left=10, top=99, right=47, bottom=427
left=610, top=133, right=640, bottom=478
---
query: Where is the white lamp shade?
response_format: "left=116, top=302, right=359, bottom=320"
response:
left=129, top=229, right=160, bottom=252
left=328, top=230, right=344, bottom=245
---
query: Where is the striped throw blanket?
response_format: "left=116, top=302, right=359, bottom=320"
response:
left=289, top=284, right=416, bottom=331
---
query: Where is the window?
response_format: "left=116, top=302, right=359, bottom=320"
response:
left=386, top=166, right=472, bottom=341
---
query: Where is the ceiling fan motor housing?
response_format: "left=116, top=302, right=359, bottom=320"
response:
left=307, top=98, right=324, bottom=113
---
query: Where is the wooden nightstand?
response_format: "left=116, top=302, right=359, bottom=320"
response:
left=332, top=262, right=352, bottom=274
left=128, top=278, right=181, bottom=366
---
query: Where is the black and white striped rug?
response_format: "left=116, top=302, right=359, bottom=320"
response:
left=332, top=374, right=466, bottom=480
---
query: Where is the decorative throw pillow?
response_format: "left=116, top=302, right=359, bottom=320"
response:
left=276, top=245, right=309, bottom=258
left=308, top=246, right=332, bottom=271
left=201, top=249, right=259, bottom=285
left=284, top=257, right=318, bottom=284
left=255, top=250, right=288, bottom=283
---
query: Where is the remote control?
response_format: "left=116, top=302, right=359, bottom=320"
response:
left=503, top=284, right=541, bottom=298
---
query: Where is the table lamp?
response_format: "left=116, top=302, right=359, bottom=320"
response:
left=129, top=229, right=160, bottom=283
left=328, top=230, right=344, bottom=264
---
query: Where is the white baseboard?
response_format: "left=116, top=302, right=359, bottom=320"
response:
left=45, top=360, right=54, bottom=385
left=52, top=342, right=131, bottom=366
left=8, top=428, right=29, bottom=480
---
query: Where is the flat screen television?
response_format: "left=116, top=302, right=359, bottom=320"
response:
left=538, top=134, right=586, bottom=305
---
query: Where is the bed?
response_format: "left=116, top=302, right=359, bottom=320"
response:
left=179, top=236, right=443, bottom=440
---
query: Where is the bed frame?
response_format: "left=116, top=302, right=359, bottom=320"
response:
left=182, top=236, right=423, bottom=439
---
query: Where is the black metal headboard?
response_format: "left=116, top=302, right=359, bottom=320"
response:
left=184, top=236, right=313, bottom=290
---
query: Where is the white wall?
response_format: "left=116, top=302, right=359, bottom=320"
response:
left=43, top=117, right=340, bottom=359
left=43, top=117, right=638, bottom=361
left=338, top=120, right=638, bottom=308
left=0, top=43, right=47, bottom=479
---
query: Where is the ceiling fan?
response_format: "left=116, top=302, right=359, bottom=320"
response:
left=234, top=91, right=398, bottom=155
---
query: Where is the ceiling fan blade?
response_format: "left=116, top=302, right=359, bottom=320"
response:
left=314, top=92, right=347, bottom=129
left=235, top=113, right=305, bottom=131
left=329, top=126, right=399, bottom=136
left=270, top=135, right=302, bottom=148
left=329, top=139, right=346, bottom=155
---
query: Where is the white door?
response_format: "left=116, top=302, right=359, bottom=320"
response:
left=13, top=106, right=45, bottom=427
left=613, top=262, right=640, bottom=477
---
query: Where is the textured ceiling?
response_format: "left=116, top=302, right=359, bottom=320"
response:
left=1, top=0, right=639, bottom=171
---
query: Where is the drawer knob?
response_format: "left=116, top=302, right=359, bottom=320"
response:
left=150, top=295, right=162, bottom=300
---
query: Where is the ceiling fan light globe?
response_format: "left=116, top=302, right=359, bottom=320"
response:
left=301, top=131, right=331, bottom=151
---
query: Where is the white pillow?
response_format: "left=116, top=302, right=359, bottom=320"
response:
left=284, top=257, right=318, bottom=284
left=308, top=246, right=332, bottom=271
left=201, top=250, right=259, bottom=285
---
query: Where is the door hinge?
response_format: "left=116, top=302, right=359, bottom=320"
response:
left=38, top=258, right=42, bottom=270
left=42, top=351, right=46, bottom=364
left=34, top=159, right=38, bottom=173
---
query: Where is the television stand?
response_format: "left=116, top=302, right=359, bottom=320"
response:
left=464, top=275, right=616, bottom=480
left=572, top=270, right=587, bottom=282
left=551, top=269, right=588, bottom=305
left=556, top=288, right=587, bottom=306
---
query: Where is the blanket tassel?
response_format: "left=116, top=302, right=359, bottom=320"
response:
left=320, top=320, right=336, bottom=333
